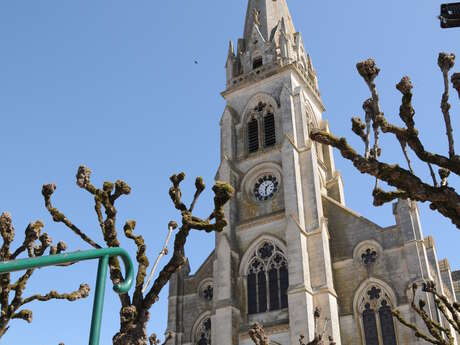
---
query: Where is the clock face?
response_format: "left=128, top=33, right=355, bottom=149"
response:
left=254, top=175, right=278, bottom=201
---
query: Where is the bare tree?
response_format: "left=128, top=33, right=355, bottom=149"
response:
left=392, top=282, right=460, bottom=345
left=41, top=166, right=234, bottom=345
left=0, top=213, right=90, bottom=339
left=310, top=53, right=460, bottom=229
left=310, top=53, right=460, bottom=343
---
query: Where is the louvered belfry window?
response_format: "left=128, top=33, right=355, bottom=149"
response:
left=264, top=113, right=276, bottom=147
left=247, top=241, right=289, bottom=315
left=248, top=118, right=259, bottom=153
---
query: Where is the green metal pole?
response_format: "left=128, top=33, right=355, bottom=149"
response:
left=0, top=248, right=133, bottom=293
left=89, top=255, right=109, bottom=345
left=0, top=248, right=134, bottom=345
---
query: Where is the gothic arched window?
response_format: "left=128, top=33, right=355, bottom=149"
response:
left=195, top=317, right=211, bottom=345
left=246, top=241, right=288, bottom=315
left=357, top=284, right=398, bottom=345
left=248, top=117, right=259, bottom=153
left=263, top=112, right=276, bottom=148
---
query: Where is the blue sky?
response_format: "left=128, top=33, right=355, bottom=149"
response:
left=0, top=1, right=459, bottom=344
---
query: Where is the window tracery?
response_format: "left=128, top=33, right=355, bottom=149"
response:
left=361, top=248, right=378, bottom=265
left=195, top=317, right=211, bottom=345
left=357, top=284, right=397, bottom=345
left=246, top=240, right=288, bottom=315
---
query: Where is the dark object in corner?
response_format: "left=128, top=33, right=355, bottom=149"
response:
left=440, top=2, right=460, bottom=28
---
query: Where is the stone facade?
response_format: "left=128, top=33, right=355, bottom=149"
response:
left=165, top=1, right=460, bottom=344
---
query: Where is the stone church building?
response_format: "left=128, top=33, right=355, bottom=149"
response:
left=165, top=1, right=460, bottom=344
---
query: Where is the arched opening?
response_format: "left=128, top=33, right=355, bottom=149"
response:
left=246, top=241, right=288, bottom=315
left=194, top=317, right=211, bottom=345
left=356, top=283, right=398, bottom=345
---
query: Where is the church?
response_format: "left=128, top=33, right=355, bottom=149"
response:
left=165, top=1, right=460, bottom=344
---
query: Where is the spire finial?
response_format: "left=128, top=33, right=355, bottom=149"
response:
left=228, top=40, right=235, bottom=57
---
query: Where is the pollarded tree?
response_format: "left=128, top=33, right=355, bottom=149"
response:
left=310, top=52, right=460, bottom=344
left=0, top=213, right=90, bottom=339
left=392, top=281, right=459, bottom=345
left=41, top=166, right=233, bottom=345
left=311, top=53, right=460, bottom=229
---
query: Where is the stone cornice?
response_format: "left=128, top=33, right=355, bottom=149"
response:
left=222, top=63, right=325, bottom=112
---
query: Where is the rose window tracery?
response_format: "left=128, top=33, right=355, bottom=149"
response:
left=361, top=248, right=377, bottom=265
left=200, top=283, right=213, bottom=302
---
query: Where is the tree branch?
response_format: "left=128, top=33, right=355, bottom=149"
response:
left=75, top=167, right=132, bottom=308
left=42, top=184, right=101, bottom=249
left=438, top=53, right=457, bottom=159
left=394, top=282, right=457, bottom=345
left=123, top=220, right=148, bottom=307
left=21, top=284, right=90, bottom=305
left=142, top=175, right=234, bottom=309
left=0, top=201, right=91, bottom=340
left=310, top=129, right=460, bottom=228
left=11, top=310, right=33, bottom=323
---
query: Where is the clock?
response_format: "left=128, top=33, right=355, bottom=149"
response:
left=254, top=175, right=278, bottom=201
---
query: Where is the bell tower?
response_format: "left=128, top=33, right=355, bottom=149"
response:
left=215, top=0, right=344, bottom=344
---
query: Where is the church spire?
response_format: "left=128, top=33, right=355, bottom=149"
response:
left=243, top=0, right=295, bottom=42
left=224, top=0, right=320, bottom=97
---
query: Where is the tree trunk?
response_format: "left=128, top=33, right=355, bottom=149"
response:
left=112, top=307, right=149, bottom=345
left=113, top=326, right=148, bottom=345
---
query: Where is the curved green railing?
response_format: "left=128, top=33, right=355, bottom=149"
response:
left=0, top=247, right=134, bottom=345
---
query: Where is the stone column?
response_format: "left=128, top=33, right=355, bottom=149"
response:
left=212, top=154, right=240, bottom=345
left=281, top=84, right=342, bottom=344
left=165, top=263, right=190, bottom=345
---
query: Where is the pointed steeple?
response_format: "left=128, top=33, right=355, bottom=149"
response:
left=243, top=0, right=295, bottom=42
left=224, top=0, right=320, bottom=98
